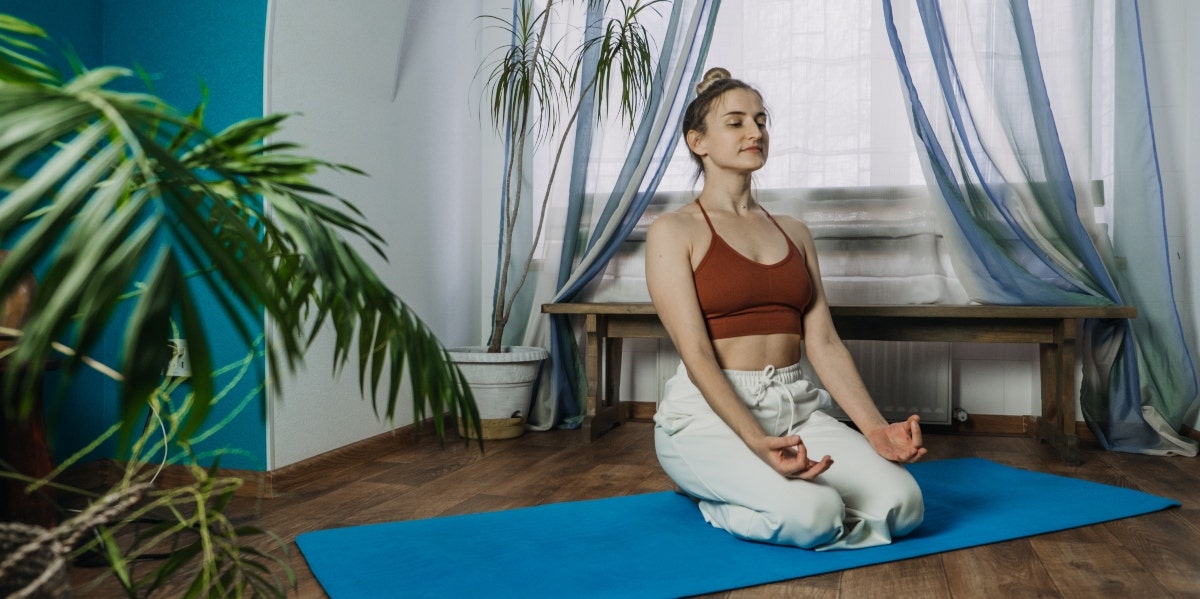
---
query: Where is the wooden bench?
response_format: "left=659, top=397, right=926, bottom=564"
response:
left=541, top=302, right=1137, bottom=464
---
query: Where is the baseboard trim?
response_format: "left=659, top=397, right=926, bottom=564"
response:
left=66, top=420, right=443, bottom=500
left=265, top=421, right=442, bottom=497
left=627, top=401, right=656, bottom=422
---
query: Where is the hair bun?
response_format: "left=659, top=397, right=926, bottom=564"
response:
left=696, top=67, right=732, bottom=96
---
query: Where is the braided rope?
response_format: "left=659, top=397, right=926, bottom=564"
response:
left=53, top=482, right=152, bottom=550
left=0, top=523, right=67, bottom=599
left=0, top=482, right=152, bottom=598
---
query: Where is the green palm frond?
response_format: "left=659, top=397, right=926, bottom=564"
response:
left=0, top=14, right=56, bottom=84
left=0, top=14, right=478, bottom=444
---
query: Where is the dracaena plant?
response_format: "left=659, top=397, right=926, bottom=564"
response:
left=479, top=0, right=663, bottom=352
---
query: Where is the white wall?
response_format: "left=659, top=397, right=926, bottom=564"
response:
left=264, top=0, right=485, bottom=468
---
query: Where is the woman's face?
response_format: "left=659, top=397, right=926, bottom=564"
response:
left=688, top=88, right=769, bottom=175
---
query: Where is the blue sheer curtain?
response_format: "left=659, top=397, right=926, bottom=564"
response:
left=522, top=0, right=721, bottom=429
left=882, top=0, right=1197, bottom=455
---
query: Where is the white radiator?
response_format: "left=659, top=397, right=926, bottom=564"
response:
left=806, top=340, right=953, bottom=425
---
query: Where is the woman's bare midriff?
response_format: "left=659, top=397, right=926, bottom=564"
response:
left=712, top=333, right=804, bottom=371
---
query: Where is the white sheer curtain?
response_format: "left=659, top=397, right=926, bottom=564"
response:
left=887, top=0, right=1196, bottom=454
left=897, top=1, right=1113, bottom=240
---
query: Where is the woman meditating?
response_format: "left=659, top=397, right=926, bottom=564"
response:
left=646, top=68, right=926, bottom=550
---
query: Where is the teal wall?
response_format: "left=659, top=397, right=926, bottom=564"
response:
left=5, top=0, right=270, bottom=470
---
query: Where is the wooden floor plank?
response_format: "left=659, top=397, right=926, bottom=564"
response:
left=1104, top=509, right=1200, bottom=596
left=1030, top=525, right=1172, bottom=597
left=839, top=554, right=950, bottom=598
left=942, top=540, right=1061, bottom=598
left=706, top=571, right=843, bottom=599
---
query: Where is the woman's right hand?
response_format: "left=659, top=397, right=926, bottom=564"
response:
left=751, top=434, right=832, bottom=480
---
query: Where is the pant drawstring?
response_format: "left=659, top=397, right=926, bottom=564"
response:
left=749, top=365, right=798, bottom=437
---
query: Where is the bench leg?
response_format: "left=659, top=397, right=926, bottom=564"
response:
left=1036, top=318, right=1081, bottom=464
left=581, top=315, right=622, bottom=442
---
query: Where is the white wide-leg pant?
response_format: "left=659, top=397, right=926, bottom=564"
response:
left=654, top=362, right=924, bottom=550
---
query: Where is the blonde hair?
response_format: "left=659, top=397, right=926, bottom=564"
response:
left=695, top=67, right=733, bottom=95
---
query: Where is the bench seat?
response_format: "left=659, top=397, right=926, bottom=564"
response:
left=542, top=302, right=1136, bottom=464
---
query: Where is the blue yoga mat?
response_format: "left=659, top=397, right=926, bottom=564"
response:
left=296, top=458, right=1177, bottom=598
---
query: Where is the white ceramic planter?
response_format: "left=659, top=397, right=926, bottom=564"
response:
left=447, top=346, right=549, bottom=439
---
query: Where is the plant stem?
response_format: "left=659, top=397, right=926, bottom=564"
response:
left=490, top=0, right=556, bottom=353
left=499, top=75, right=598, bottom=339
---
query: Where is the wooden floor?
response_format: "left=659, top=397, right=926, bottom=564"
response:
left=68, top=422, right=1200, bottom=598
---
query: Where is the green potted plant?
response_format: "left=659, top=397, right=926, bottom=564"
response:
left=0, top=13, right=477, bottom=596
left=452, top=0, right=662, bottom=439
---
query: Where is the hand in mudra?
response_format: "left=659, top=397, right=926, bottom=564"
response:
left=867, top=414, right=927, bottom=463
left=751, top=434, right=833, bottom=480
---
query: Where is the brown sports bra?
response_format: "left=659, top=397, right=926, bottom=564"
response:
left=692, top=201, right=813, bottom=339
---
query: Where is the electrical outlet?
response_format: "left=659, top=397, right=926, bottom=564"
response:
left=166, top=339, right=192, bottom=378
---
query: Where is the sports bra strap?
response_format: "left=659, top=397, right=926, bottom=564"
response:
left=696, top=200, right=717, bottom=233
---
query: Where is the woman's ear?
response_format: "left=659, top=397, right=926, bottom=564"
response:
left=686, top=129, right=706, bottom=157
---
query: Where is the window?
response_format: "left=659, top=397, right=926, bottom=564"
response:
left=587, top=0, right=927, bottom=194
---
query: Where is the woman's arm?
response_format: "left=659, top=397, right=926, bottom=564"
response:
left=785, top=218, right=927, bottom=463
left=646, top=212, right=831, bottom=479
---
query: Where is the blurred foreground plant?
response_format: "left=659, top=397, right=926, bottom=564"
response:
left=0, top=12, right=480, bottom=597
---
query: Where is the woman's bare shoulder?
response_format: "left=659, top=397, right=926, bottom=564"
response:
left=648, top=203, right=703, bottom=241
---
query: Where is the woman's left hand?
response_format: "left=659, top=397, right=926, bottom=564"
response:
left=866, top=414, right=927, bottom=463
